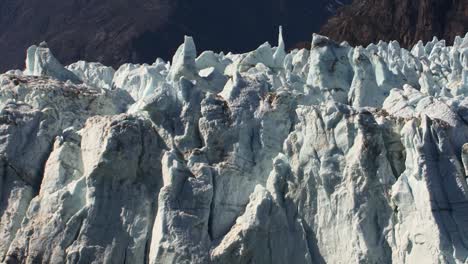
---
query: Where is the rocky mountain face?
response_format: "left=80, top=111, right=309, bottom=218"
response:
left=0, top=27, right=468, bottom=263
left=321, top=0, right=468, bottom=48
left=3, top=0, right=466, bottom=75
left=0, top=0, right=350, bottom=73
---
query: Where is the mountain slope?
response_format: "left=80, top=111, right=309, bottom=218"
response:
left=321, top=0, right=468, bottom=47
left=0, top=0, right=350, bottom=72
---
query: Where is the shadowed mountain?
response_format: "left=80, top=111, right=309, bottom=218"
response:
left=0, top=0, right=350, bottom=72
left=321, top=0, right=468, bottom=47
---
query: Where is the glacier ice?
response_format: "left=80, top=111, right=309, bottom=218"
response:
left=66, top=61, right=115, bottom=90
left=24, top=42, right=82, bottom=84
left=1, top=29, right=468, bottom=263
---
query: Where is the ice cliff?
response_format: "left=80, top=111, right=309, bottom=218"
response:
left=1, top=29, right=468, bottom=264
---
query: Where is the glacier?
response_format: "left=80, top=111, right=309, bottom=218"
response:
left=0, top=29, right=468, bottom=264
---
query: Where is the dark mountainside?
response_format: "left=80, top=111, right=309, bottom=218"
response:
left=1, top=0, right=466, bottom=73
left=321, top=0, right=468, bottom=48
left=0, top=0, right=350, bottom=72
